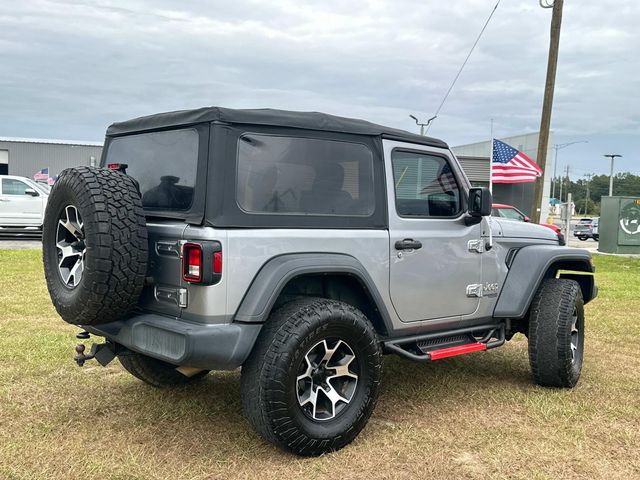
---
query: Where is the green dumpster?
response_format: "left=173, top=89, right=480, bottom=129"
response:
left=599, top=196, right=640, bottom=254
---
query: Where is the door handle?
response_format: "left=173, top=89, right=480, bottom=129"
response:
left=0, top=198, right=9, bottom=202
left=395, top=238, right=422, bottom=250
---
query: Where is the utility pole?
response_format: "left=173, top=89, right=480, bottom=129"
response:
left=532, top=0, right=564, bottom=223
left=603, top=154, right=622, bottom=196
left=584, top=173, right=593, bottom=214
left=551, top=146, right=560, bottom=200
left=559, top=164, right=569, bottom=203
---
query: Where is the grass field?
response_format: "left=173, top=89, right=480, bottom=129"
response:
left=0, top=250, right=638, bottom=480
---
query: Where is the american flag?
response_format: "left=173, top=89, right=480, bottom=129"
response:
left=33, top=167, right=49, bottom=181
left=492, top=139, right=542, bottom=183
left=420, top=162, right=458, bottom=195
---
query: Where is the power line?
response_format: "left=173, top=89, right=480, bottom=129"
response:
left=425, top=0, right=501, bottom=134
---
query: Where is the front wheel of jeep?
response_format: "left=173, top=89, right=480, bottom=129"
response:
left=528, top=278, right=585, bottom=388
left=240, top=298, right=383, bottom=456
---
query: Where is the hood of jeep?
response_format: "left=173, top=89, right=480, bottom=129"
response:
left=490, top=217, right=559, bottom=242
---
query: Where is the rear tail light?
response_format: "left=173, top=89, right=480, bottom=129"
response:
left=183, top=243, right=203, bottom=283
left=182, top=241, right=222, bottom=285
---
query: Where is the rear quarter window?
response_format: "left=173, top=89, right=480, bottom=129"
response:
left=105, top=128, right=199, bottom=211
left=236, top=134, right=375, bottom=216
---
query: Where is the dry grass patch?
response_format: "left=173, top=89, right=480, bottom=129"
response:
left=0, top=250, right=638, bottom=479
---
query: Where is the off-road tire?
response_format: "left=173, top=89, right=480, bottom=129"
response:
left=528, top=278, right=585, bottom=388
left=241, top=298, right=383, bottom=456
left=43, top=166, right=148, bottom=326
left=119, top=352, right=209, bottom=388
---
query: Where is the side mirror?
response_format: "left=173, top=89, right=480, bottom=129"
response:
left=24, top=188, right=39, bottom=197
left=467, top=187, right=492, bottom=217
left=524, top=215, right=531, bottom=222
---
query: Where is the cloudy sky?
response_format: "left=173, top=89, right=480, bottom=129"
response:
left=0, top=0, right=638, bottom=178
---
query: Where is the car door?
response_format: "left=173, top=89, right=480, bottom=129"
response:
left=384, top=140, right=483, bottom=322
left=0, top=178, right=42, bottom=226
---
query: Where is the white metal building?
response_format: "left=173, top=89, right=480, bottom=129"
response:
left=0, top=137, right=103, bottom=178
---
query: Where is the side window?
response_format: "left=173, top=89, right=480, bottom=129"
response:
left=392, top=151, right=462, bottom=217
left=2, top=178, right=30, bottom=195
left=236, top=134, right=375, bottom=216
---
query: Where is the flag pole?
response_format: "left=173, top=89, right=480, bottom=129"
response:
left=489, top=118, right=494, bottom=194
left=488, top=119, right=494, bottom=249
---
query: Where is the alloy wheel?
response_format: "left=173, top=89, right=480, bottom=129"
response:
left=296, top=338, right=359, bottom=421
left=570, top=306, right=580, bottom=363
left=55, top=205, right=86, bottom=288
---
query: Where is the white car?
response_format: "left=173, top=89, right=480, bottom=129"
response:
left=0, top=175, right=50, bottom=228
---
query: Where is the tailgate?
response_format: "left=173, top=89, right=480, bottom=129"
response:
left=138, top=221, right=187, bottom=317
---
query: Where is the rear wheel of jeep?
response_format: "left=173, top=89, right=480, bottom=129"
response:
left=240, top=298, right=382, bottom=456
left=528, top=278, right=585, bottom=388
left=42, top=166, right=148, bottom=326
left=119, top=352, right=209, bottom=388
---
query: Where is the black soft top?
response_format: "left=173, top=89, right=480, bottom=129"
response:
left=106, top=106, right=448, bottom=149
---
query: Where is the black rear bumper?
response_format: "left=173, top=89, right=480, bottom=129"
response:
left=85, top=314, right=262, bottom=370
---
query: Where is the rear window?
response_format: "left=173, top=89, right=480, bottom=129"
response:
left=236, top=134, right=375, bottom=216
left=105, top=128, right=199, bottom=210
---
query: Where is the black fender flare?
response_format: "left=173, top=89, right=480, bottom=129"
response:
left=494, top=245, right=596, bottom=319
left=233, top=253, right=394, bottom=333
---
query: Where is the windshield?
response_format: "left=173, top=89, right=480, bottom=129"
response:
left=497, top=207, right=524, bottom=221
left=24, top=178, right=51, bottom=195
left=32, top=182, right=51, bottom=195
left=105, top=128, right=199, bottom=211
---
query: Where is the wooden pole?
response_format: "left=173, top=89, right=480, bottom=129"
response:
left=532, top=0, right=564, bottom=223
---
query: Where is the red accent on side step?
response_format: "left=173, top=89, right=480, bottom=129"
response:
left=428, top=342, right=487, bottom=360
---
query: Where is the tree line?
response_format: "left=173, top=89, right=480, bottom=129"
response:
left=553, top=172, right=640, bottom=215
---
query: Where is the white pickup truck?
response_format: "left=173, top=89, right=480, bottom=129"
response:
left=0, top=175, right=50, bottom=229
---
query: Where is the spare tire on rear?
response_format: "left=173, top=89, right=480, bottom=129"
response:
left=43, top=166, right=148, bottom=326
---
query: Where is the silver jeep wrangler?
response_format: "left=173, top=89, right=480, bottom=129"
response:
left=43, top=107, right=597, bottom=456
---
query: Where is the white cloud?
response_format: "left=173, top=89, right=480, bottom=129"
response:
left=0, top=0, right=637, bottom=174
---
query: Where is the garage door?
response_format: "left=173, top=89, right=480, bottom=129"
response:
left=0, top=150, right=7, bottom=175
